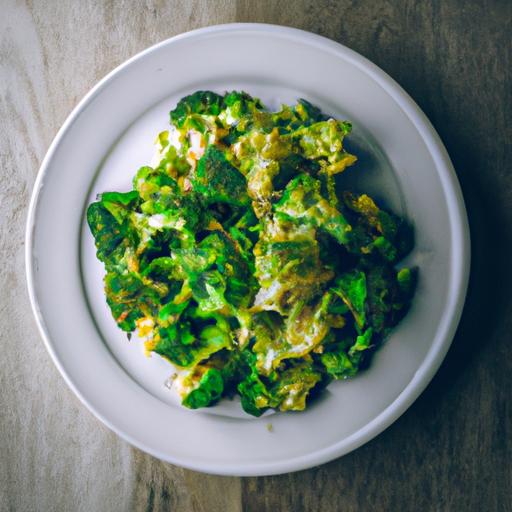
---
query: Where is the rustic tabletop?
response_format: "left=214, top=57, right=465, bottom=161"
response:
left=1, top=1, right=510, bottom=511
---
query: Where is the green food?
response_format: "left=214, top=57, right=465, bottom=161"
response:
left=87, top=90, right=417, bottom=416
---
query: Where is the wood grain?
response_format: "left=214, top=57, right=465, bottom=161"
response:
left=1, top=1, right=510, bottom=511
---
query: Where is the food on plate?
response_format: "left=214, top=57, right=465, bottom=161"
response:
left=87, top=90, right=416, bottom=416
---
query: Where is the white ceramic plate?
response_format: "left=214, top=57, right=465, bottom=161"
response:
left=26, top=24, right=470, bottom=476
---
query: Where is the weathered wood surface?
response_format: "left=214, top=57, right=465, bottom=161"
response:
left=1, top=1, right=510, bottom=510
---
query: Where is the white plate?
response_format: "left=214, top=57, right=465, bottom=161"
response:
left=26, top=24, right=470, bottom=476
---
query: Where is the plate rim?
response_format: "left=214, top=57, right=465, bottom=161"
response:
left=25, top=22, right=471, bottom=476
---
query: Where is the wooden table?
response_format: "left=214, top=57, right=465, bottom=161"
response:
left=1, top=1, right=510, bottom=510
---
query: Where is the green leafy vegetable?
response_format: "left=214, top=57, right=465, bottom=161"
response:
left=87, top=90, right=417, bottom=416
left=181, top=368, right=225, bottom=409
left=170, top=91, right=224, bottom=127
left=332, top=270, right=367, bottom=331
left=275, top=173, right=351, bottom=244
left=194, top=145, right=249, bottom=207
